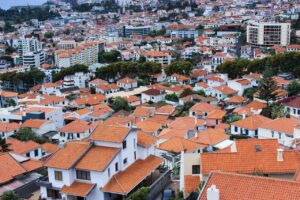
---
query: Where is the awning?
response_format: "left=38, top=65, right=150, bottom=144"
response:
left=101, top=156, right=163, bottom=195
left=61, top=181, right=95, bottom=197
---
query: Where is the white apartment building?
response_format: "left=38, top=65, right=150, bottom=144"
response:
left=247, top=21, right=291, bottom=47
left=57, top=39, right=77, bottom=50
left=16, top=37, right=45, bottom=67
left=63, top=72, right=90, bottom=88
left=39, top=125, right=162, bottom=200
left=143, top=51, right=173, bottom=65
left=55, top=40, right=104, bottom=68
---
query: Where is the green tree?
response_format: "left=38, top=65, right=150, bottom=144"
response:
left=110, top=97, right=131, bottom=112
left=44, top=32, right=54, bottom=38
left=217, top=58, right=250, bottom=79
left=1, top=191, right=21, bottom=200
left=5, top=46, right=16, bottom=54
left=270, top=104, right=287, bottom=119
left=258, top=69, right=278, bottom=105
left=52, top=64, right=88, bottom=82
left=287, top=80, right=300, bottom=96
left=165, top=93, right=179, bottom=102
left=126, top=187, right=149, bottom=200
left=98, top=50, right=121, bottom=63
left=15, top=127, right=36, bottom=142
left=165, top=61, right=193, bottom=76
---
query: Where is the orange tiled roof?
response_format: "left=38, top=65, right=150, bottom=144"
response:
left=44, top=141, right=91, bottom=169
left=206, top=109, right=226, bottom=119
left=158, top=137, right=206, bottom=153
left=201, top=139, right=300, bottom=175
left=133, top=107, right=154, bottom=118
left=60, top=120, right=91, bottom=133
left=232, top=115, right=272, bottom=130
left=191, top=128, right=229, bottom=146
left=155, top=105, right=175, bottom=115
left=102, top=156, right=163, bottom=195
left=199, top=172, right=300, bottom=200
left=214, top=85, right=237, bottom=95
left=22, top=119, right=48, bottom=129
left=190, top=103, right=217, bottom=115
left=61, top=181, right=95, bottom=197
left=42, top=143, right=58, bottom=154
left=117, top=77, right=136, bottom=84
left=89, top=125, right=130, bottom=143
left=227, top=95, right=247, bottom=104
left=169, top=117, right=205, bottom=130
left=75, top=146, right=119, bottom=172
left=0, top=122, right=20, bottom=132
left=137, top=131, right=156, bottom=148
left=7, top=138, right=41, bottom=155
left=184, top=175, right=201, bottom=194
left=0, top=153, right=26, bottom=184
left=136, top=120, right=162, bottom=133
left=259, top=118, right=299, bottom=135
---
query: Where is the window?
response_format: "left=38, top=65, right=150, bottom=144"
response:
left=123, top=158, right=128, bottom=165
left=47, top=189, right=61, bottom=198
left=134, top=151, right=136, bottom=160
left=122, top=140, right=127, bottom=149
left=279, top=133, right=282, bottom=139
left=192, top=165, right=200, bottom=174
left=26, top=152, right=30, bottom=157
left=271, top=131, right=274, bottom=137
left=108, top=168, right=110, bottom=177
left=54, top=171, right=63, bottom=181
left=60, top=132, right=65, bottom=137
left=76, top=170, right=91, bottom=180
left=234, top=126, right=238, bottom=132
left=34, top=149, right=39, bottom=157
left=115, top=162, right=119, bottom=172
left=77, top=133, right=80, bottom=138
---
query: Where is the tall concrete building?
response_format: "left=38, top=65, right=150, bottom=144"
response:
left=247, top=21, right=291, bottom=47
left=17, top=37, right=45, bottom=67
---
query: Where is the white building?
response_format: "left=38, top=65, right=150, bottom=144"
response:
left=247, top=21, right=291, bottom=47
left=39, top=125, right=162, bottom=200
left=141, top=89, right=166, bottom=104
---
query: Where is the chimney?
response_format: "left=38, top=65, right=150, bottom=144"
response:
left=277, top=148, right=284, bottom=162
left=242, top=111, right=247, bottom=119
left=195, top=131, right=198, bottom=139
left=207, top=185, right=219, bottom=200
left=230, top=140, right=237, bottom=152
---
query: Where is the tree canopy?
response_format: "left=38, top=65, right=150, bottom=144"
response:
left=165, top=61, right=193, bottom=76
left=287, top=80, right=300, bottom=97
left=98, top=50, right=121, bottom=63
left=216, top=52, right=300, bottom=79
left=126, top=187, right=149, bottom=200
left=258, top=69, right=278, bottom=105
left=109, top=97, right=132, bottom=112
left=15, top=127, right=36, bottom=142
left=96, top=61, right=162, bottom=82
left=52, top=64, right=88, bottom=82
left=1, top=191, right=21, bottom=200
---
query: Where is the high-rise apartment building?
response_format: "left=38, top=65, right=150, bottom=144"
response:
left=247, top=21, right=291, bottom=47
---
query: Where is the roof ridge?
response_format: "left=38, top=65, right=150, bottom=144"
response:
left=113, top=175, right=126, bottom=193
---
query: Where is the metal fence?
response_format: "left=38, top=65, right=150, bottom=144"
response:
left=147, top=169, right=172, bottom=200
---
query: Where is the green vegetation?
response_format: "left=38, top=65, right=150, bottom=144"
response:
left=126, top=187, right=150, bottom=200
left=287, top=80, right=300, bottom=96
left=261, top=103, right=287, bottom=119
left=148, top=28, right=166, bottom=37
left=217, top=52, right=300, bottom=79
left=243, top=88, right=257, bottom=99
left=109, top=97, right=132, bottom=112
left=0, top=6, right=60, bottom=24
left=165, top=61, right=193, bottom=76
left=165, top=93, right=179, bottom=102
left=0, top=69, right=45, bottom=91
left=15, top=127, right=46, bottom=144
left=98, top=50, right=121, bottom=63
left=96, top=61, right=161, bottom=82
left=44, top=32, right=54, bottom=38
left=1, top=191, right=21, bottom=200
left=73, top=1, right=120, bottom=13
left=226, top=115, right=242, bottom=123
left=176, top=102, right=194, bottom=117
left=258, top=69, right=278, bottom=105
left=52, top=64, right=88, bottom=82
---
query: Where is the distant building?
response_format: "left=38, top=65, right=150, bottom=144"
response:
left=247, top=21, right=291, bottom=47
left=122, top=25, right=152, bottom=38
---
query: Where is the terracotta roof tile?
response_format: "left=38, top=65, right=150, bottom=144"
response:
left=75, top=146, right=119, bottom=172
left=0, top=153, right=26, bottom=184
left=199, top=172, right=300, bottom=200
left=22, top=119, right=48, bottom=129
left=60, top=120, right=91, bottom=133
left=102, top=156, right=163, bottom=195
left=184, top=175, right=201, bottom=194
left=0, top=122, right=20, bottom=132
left=232, top=115, right=272, bottom=130
left=89, top=125, right=130, bottom=143
left=259, top=118, right=299, bottom=135
left=201, top=139, right=300, bottom=175
left=7, top=138, right=41, bottom=155
left=158, top=137, right=206, bottom=153
left=61, top=181, right=95, bottom=197
left=137, top=131, right=156, bottom=148
left=191, top=128, right=229, bottom=146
